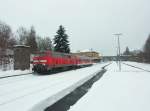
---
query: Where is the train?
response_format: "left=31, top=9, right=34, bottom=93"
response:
left=32, top=51, right=93, bottom=73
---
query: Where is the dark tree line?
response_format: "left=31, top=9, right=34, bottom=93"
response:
left=123, top=35, right=150, bottom=63
left=0, top=20, right=70, bottom=54
left=37, top=36, right=53, bottom=51
left=143, top=35, right=150, bottom=62
left=16, top=26, right=52, bottom=53
left=123, top=47, right=130, bottom=55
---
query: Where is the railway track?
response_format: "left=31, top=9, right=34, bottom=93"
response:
left=0, top=62, right=112, bottom=80
left=0, top=63, right=110, bottom=110
left=102, top=62, right=112, bottom=69
left=0, top=73, right=33, bottom=79
left=122, top=62, right=150, bottom=72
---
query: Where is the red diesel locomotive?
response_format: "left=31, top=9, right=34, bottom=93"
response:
left=32, top=51, right=93, bottom=73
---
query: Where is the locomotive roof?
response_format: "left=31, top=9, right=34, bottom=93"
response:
left=33, top=50, right=92, bottom=59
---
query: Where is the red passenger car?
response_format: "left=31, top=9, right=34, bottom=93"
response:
left=32, top=51, right=92, bottom=73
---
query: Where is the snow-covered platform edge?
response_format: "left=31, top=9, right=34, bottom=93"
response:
left=30, top=67, right=106, bottom=111
left=0, top=70, right=32, bottom=78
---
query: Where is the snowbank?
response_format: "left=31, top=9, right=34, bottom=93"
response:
left=69, top=62, right=150, bottom=111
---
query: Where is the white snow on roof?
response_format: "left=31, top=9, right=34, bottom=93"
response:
left=72, top=49, right=95, bottom=53
left=79, top=49, right=92, bottom=52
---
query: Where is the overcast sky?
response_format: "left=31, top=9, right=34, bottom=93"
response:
left=0, top=0, right=150, bottom=55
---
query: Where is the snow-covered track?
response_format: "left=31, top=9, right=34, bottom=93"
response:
left=0, top=63, right=109, bottom=111
left=102, top=62, right=112, bottom=69
left=0, top=73, right=33, bottom=79
left=122, top=62, right=150, bottom=72
left=0, top=73, right=38, bottom=86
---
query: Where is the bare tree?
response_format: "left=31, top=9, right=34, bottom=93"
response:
left=16, top=27, right=28, bottom=45
left=37, top=36, right=53, bottom=51
left=26, top=26, right=38, bottom=53
left=8, top=36, right=17, bottom=49
left=16, top=26, right=38, bottom=53
left=0, top=21, right=12, bottom=49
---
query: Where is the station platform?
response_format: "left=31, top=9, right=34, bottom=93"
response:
left=69, top=62, right=150, bottom=111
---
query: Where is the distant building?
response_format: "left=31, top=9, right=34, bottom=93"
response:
left=72, top=50, right=101, bottom=62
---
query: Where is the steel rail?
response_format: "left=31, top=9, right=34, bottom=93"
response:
left=122, top=62, right=150, bottom=72
left=0, top=73, right=33, bottom=79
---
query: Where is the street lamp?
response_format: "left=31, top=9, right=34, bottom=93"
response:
left=114, top=33, right=122, bottom=71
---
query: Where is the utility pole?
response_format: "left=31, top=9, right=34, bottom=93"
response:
left=114, top=33, right=122, bottom=71
left=116, top=46, right=119, bottom=66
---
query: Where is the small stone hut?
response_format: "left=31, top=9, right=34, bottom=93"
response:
left=14, top=45, right=30, bottom=70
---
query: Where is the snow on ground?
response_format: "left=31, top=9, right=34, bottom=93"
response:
left=0, top=70, right=31, bottom=78
left=124, top=61, right=150, bottom=71
left=0, top=64, right=33, bottom=78
left=0, top=62, right=108, bottom=111
left=69, top=62, right=150, bottom=111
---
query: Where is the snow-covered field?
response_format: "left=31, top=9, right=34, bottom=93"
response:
left=124, top=61, right=150, bottom=71
left=0, top=62, right=108, bottom=111
left=69, top=62, right=150, bottom=111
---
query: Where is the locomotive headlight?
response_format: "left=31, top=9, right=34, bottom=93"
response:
left=39, top=60, right=47, bottom=62
left=33, top=60, right=39, bottom=62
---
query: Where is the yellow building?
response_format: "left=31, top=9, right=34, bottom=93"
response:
left=72, top=50, right=101, bottom=62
